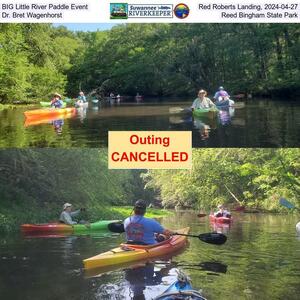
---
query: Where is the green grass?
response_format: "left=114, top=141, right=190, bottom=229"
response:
left=110, top=206, right=173, bottom=219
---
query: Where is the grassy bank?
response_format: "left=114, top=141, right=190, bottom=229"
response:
left=110, top=206, right=173, bottom=219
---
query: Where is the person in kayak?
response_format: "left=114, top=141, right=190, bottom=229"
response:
left=191, top=89, right=216, bottom=110
left=51, top=93, right=64, bottom=108
left=214, top=204, right=231, bottom=218
left=59, top=203, right=88, bottom=225
left=77, top=91, right=87, bottom=103
left=213, top=86, right=230, bottom=101
left=124, top=200, right=173, bottom=245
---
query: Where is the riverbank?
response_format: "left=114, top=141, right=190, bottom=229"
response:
left=0, top=204, right=172, bottom=233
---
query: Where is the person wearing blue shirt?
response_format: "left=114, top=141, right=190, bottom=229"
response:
left=124, top=200, right=173, bottom=245
left=51, top=92, right=64, bottom=108
left=78, top=91, right=87, bottom=103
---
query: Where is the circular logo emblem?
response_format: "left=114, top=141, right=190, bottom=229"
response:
left=174, top=3, right=190, bottom=19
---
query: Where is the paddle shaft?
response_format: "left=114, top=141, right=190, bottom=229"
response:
left=174, top=233, right=200, bottom=238
left=280, top=198, right=300, bottom=211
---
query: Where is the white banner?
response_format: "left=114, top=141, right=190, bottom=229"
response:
left=0, top=0, right=299, bottom=22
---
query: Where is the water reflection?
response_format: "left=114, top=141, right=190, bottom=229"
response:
left=0, top=98, right=300, bottom=147
left=52, top=119, right=64, bottom=135
left=218, top=107, right=235, bottom=125
left=124, top=263, right=170, bottom=300
left=177, top=261, right=228, bottom=275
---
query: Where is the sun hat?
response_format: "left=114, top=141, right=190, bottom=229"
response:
left=54, top=92, right=62, bottom=99
left=63, top=203, right=72, bottom=210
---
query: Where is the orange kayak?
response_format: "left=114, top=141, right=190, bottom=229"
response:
left=24, top=107, right=76, bottom=120
left=24, top=110, right=76, bottom=127
left=83, top=227, right=189, bottom=270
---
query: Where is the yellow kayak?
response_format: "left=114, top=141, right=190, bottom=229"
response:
left=83, top=227, right=189, bottom=270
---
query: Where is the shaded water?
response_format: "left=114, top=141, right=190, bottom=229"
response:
left=0, top=213, right=299, bottom=299
left=0, top=98, right=300, bottom=148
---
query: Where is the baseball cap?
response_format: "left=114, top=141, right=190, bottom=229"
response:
left=63, top=203, right=72, bottom=210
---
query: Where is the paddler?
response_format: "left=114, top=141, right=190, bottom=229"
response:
left=59, top=203, right=88, bottom=226
left=124, top=200, right=173, bottom=245
left=191, top=89, right=216, bottom=110
left=213, top=86, right=230, bottom=101
left=77, top=91, right=87, bottom=104
left=214, top=204, right=231, bottom=218
left=50, top=92, right=64, bottom=108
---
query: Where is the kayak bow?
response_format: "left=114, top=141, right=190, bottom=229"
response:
left=193, top=108, right=218, bottom=118
left=83, top=227, right=189, bottom=270
left=155, top=270, right=206, bottom=300
left=209, top=214, right=232, bottom=224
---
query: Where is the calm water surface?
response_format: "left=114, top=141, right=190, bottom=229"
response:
left=0, top=98, right=300, bottom=147
left=0, top=213, right=299, bottom=300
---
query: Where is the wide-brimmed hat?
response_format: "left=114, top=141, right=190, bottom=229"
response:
left=198, top=89, right=207, bottom=95
left=54, top=92, right=62, bottom=99
left=63, top=203, right=72, bottom=210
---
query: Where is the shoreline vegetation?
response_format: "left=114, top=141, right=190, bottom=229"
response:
left=0, top=148, right=299, bottom=233
left=0, top=23, right=299, bottom=105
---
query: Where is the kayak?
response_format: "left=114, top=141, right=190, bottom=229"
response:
left=193, top=107, right=218, bottom=118
left=83, top=227, right=189, bottom=270
left=91, top=99, right=99, bottom=104
left=296, top=222, right=300, bottom=234
left=40, top=101, right=66, bottom=108
left=155, top=271, right=206, bottom=300
left=24, top=107, right=76, bottom=120
left=24, top=110, right=76, bottom=127
left=209, top=214, right=232, bottom=224
left=21, top=220, right=121, bottom=234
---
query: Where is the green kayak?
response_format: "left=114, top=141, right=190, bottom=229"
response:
left=40, top=101, right=66, bottom=108
left=21, top=219, right=121, bottom=233
left=193, top=107, right=218, bottom=118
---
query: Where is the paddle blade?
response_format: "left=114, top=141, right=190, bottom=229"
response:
left=279, top=198, right=295, bottom=209
left=197, top=213, right=207, bottom=218
left=198, top=232, right=227, bottom=245
left=108, top=222, right=125, bottom=233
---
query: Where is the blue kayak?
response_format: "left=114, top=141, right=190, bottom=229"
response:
left=155, top=272, right=206, bottom=300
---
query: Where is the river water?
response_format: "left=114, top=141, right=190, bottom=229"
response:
left=0, top=213, right=299, bottom=300
left=0, top=98, right=300, bottom=148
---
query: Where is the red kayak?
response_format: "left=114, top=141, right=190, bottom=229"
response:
left=209, top=214, right=232, bottom=224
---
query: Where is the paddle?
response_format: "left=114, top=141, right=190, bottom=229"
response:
left=279, top=198, right=300, bottom=211
left=107, top=222, right=227, bottom=245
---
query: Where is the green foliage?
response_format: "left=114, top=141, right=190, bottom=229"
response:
left=0, top=149, right=150, bottom=232
left=67, top=23, right=300, bottom=97
left=143, top=149, right=300, bottom=211
left=0, top=24, right=81, bottom=103
left=0, top=24, right=299, bottom=102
